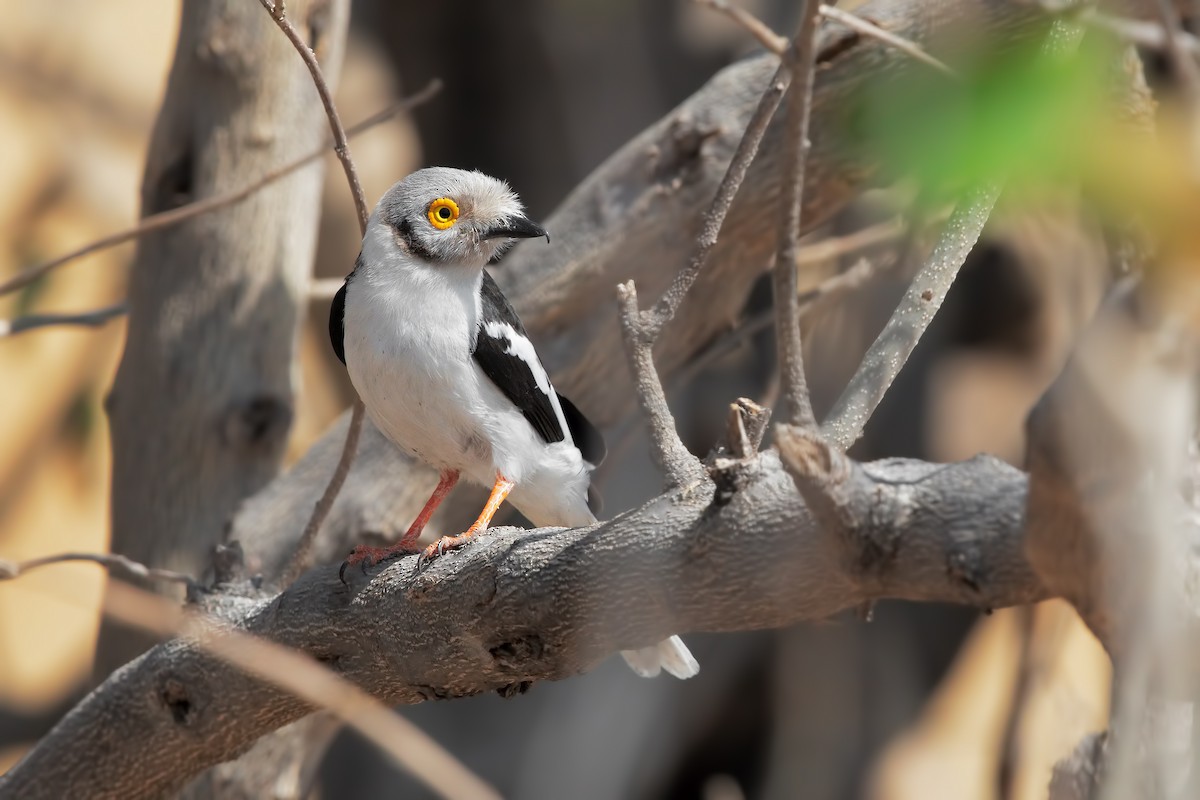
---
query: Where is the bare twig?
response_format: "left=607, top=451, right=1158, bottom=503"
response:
left=820, top=184, right=1001, bottom=450
left=795, top=216, right=905, bottom=266
left=818, top=5, right=957, bottom=79
left=695, top=0, right=787, bottom=54
left=615, top=31, right=794, bottom=483
left=617, top=281, right=706, bottom=487
left=0, top=82, right=440, bottom=298
left=696, top=0, right=956, bottom=79
left=280, top=402, right=364, bottom=585
left=0, top=276, right=395, bottom=338
left=772, top=0, right=823, bottom=428
left=678, top=253, right=900, bottom=388
left=260, top=0, right=369, bottom=227
left=102, top=580, right=501, bottom=800
left=0, top=302, right=127, bottom=338
left=261, top=0, right=373, bottom=588
left=647, top=62, right=790, bottom=333
left=0, top=551, right=197, bottom=591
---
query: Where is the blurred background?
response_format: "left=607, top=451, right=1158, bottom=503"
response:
left=0, top=0, right=1126, bottom=798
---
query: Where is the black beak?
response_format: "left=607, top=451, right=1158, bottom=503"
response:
left=482, top=215, right=550, bottom=243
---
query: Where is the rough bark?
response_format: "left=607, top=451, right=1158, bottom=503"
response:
left=101, top=0, right=350, bottom=674
left=0, top=449, right=1045, bottom=800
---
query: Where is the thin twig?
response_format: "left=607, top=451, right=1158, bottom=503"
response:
left=0, top=83, right=440, bottom=299
left=262, top=0, right=373, bottom=587
left=1, top=279, right=372, bottom=337
left=0, top=302, right=127, bottom=338
left=260, top=0, right=369, bottom=227
left=818, top=6, right=957, bottom=80
left=0, top=551, right=198, bottom=591
left=820, top=184, right=1001, bottom=450
left=695, top=0, right=957, bottom=80
left=102, top=580, right=501, bottom=800
left=614, top=20, right=796, bottom=482
left=678, top=253, right=899, bottom=388
left=795, top=216, right=905, bottom=266
left=647, top=62, right=790, bottom=333
left=695, top=0, right=787, bottom=54
left=771, top=0, right=823, bottom=428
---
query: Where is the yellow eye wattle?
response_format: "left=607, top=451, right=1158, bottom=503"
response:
left=427, top=197, right=460, bottom=230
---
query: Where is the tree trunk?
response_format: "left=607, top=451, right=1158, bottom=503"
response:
left=100, top=0, right=350, bottom=678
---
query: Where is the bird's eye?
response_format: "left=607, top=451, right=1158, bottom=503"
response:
left=427, top=197, right=460, bottom=230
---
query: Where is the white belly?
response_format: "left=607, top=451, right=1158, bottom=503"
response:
left=341, top=261, right=595, bottom=528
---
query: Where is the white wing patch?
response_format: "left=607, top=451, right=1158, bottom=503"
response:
left=482, top=320, right=571, bottom=443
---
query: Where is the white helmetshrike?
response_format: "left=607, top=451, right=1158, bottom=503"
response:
left=330, top=167, right=698, bottom=680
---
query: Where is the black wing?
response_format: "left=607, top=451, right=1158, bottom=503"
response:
left=328, top=254, right=361, bottom=366
left=557, top=393, right=606, bottom=467
left=473, top=271, right=565, bottom=446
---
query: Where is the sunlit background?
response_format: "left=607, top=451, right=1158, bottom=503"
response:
left=0, top=0, right=1135, bottom=797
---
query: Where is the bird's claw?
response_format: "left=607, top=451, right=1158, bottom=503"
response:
left=416, top=535, right=468, bottom=569
left=338, top=541, right=419, bottom=584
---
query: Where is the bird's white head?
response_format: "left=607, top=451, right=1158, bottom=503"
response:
left=367, top=167, right=547, bottom=269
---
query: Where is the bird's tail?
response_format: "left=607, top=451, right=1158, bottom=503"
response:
left=621, top=636, right=699, bottom=679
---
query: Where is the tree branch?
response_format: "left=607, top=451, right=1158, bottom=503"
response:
left=259, top=0, right=373, bottom=588
left=259, top=0, right=369, bottom=228
left=696, top=0, right=957, bottom=80
left=0, top=551, right=196, bottom=591
left=0, top=448, right=1045, bottom=799
left=772, top=0, right=822, bottom=428
left=0, top=303, right=127, bottom=338
left=820, top=184, right=1001, bottom=450
left=817, top=5, right=957, bottom=80
left=616, top=281, right=706, bottom=487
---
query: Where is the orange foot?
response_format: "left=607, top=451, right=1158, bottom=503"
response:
left=418, top=473, right=515, bottom=568
left=339, top=540, right=421, bottom=583
left=417, top=529, right=480, bottom=567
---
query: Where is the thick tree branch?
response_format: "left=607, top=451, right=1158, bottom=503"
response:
left=0, top=448, right=1045, bottom=799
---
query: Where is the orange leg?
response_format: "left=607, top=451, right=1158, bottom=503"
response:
left=420, top=473, right=515, bottom=564
left=339, top=470, right=460, bottom=582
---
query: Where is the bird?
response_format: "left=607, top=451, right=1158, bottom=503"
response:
left=328, top=167, right=698, bottom=680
